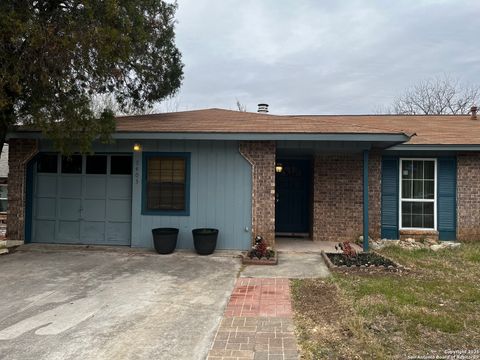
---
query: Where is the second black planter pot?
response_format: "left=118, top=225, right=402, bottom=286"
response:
left=192, top=228, right=218, bottom=255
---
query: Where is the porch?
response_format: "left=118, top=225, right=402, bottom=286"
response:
left=275, top=237, right=363, bottom=253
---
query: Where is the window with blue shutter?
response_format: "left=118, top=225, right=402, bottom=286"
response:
left=381, top=157, right=399, bottom=239
left=437, top=157, right=457, bottom=240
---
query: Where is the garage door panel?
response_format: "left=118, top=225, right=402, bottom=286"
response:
left=81, top=221, right=105, bottom=242
left=33, top=154, right=132, bottom=246
left=60, top=177, right=82, bottom=198
left=85, top=177, right=107, bottom=199
left=107, top=222, right=131, bottom=244
left=34, top=220, right=56, bottom=243
left=108, top=199, right=131, bottom=222
left=58, top=221, right=80, bottom=243
left=59, top=199, right=81, bottom=220
left=108, top=177, right=132, bottom=199
left=36, top=175, right=57, bottom=197
left=35, top=198, right=56, bottom=219
left=83, top=199, right=106, bottom=220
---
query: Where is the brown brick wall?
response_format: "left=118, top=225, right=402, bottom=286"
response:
left=457, top=153, right=480, bottom=241
left=239, top=141, right=276, bottom=247
left=312, top=152, right=381, bottom=242
left=6, top=139, right=38, bottom=241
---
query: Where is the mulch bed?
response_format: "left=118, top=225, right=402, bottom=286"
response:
left=321, top=251, right=408, bottom=273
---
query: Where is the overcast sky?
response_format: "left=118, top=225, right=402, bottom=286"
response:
left=167, top=0, right=480, bottom=115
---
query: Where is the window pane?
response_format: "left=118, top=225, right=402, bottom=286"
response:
left=111, top=156, right=132, bottom=175
left=413, top=180, right=424, bottom=199
left=412, top=214, right=423, bottom=228
left=86, top=155, right=107, bottom=174
left=424, top=202, right=434, bottom=215
left=401, top=160, right=412, bottom=180
left=402, top=214, right=411, bottom=228
left=424, top=215, right=434, bottom=228
left=412, top=161, right=423, bottom=180
left=0, top=199, right=7, bottom=212
left=402, top=201, right=412, bottom=216
left=424, top=161, right=435, bottom=180
left=147, top=157, right=186, bottom=211
left=61, top=155, right=82, bottom=174
left=402, top=201, right=434, bottom=229
left=424, top=180, right=434, bottom=199
left=412, top=202, right=423, bottom=215
left=402, top=180, right=412, bottom=198
left=0, top=185, right=7, bottom=199
left=37, top=154, right=58, bottom=173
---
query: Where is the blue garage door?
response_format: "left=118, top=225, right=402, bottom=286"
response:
left=32, top=154, right=132, bottom=245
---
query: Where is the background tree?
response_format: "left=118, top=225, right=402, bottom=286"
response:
left=0, top=1, right=183, bottom=153
left=236, top=99, right=247, bottom=112
left=391, top=75, right=479, bottom=115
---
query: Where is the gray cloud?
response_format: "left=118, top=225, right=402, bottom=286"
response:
left=169, top=0, right=480, bottom=114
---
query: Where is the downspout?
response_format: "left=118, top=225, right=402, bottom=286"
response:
left=238, top=144, right=255, bottom=245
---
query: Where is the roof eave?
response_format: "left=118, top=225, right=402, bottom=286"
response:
left=7, top=130, right=410, bottom=143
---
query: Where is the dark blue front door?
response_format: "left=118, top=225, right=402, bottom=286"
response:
left=275, top=159, right=311, bottom=234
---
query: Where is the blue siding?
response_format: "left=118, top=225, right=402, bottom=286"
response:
left=437, top=157, right=457, bottom=240
left=381, top=156, right=399, bottom=239
left=130, top=140, right=252, bottom=250
left=35, top=139, right=252, bottom=250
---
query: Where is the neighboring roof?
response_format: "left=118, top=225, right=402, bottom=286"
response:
left=0, top=144, right=8, bottom=178
left=294, top=114, right=479, bottom=145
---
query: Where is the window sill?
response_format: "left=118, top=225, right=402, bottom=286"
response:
left=141, top=210, right=190, bottom=216
left=399, top=229, right=438, bottom=235
left=399, top=229, right=439, bottom=242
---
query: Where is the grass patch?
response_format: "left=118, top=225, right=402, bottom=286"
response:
left=291, top=242, right=480, bottom=359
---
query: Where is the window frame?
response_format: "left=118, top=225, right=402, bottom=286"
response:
left=142, top=152, right=191, bottom=216
left=399, top=158, right=437, bottom=231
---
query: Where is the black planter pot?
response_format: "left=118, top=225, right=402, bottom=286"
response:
left=192, top=228, right=218, bottom=255
left=152, top=228, right=179, bottom=254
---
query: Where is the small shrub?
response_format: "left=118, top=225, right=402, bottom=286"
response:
left=248, top=235, right=275, bottom=259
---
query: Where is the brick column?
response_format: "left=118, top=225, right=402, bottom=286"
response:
left=7, top=139, right=38, bottom=241
left=239, top=141, right=276, bottom=247
left=312, top=152, right=381, bottom=242
left=457, top=153, right=480, bottom=241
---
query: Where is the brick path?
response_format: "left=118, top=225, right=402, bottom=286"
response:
left=207, top=278, right=299, bottom=360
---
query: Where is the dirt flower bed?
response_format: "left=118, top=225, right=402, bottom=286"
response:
left=326, top=252, right=397, bottom=268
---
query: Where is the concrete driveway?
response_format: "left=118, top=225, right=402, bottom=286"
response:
left=0, top=248, right=240, bottom=360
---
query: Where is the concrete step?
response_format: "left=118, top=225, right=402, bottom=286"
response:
left=0, top=240, right=24, bottom=248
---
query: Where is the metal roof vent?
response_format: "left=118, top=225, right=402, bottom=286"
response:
left=257, top=103, right=269, bottom=113
left=471, top=105, right=478, bottom=120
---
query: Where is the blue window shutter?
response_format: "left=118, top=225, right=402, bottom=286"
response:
left=381, top=156, right=399, bottom=239
left=437, top=157, right=457, bottom=240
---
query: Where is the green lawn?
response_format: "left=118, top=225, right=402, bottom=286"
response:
left=291, top=243, right=480, bottom=359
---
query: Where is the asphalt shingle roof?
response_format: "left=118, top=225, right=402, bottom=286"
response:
left=116, top=108, right=478, bottom=145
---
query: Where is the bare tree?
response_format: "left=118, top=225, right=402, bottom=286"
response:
left=236, top=99, right=247, bottom=112
left=91, top=93, right=182, bottom=116
left=392, top=75, right=480, bottom=115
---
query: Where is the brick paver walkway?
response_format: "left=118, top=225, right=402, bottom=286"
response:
left=207, top=278, right=299, bottom=360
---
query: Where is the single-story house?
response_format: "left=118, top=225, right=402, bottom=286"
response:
left=5, top=106, right=480, bottom=250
